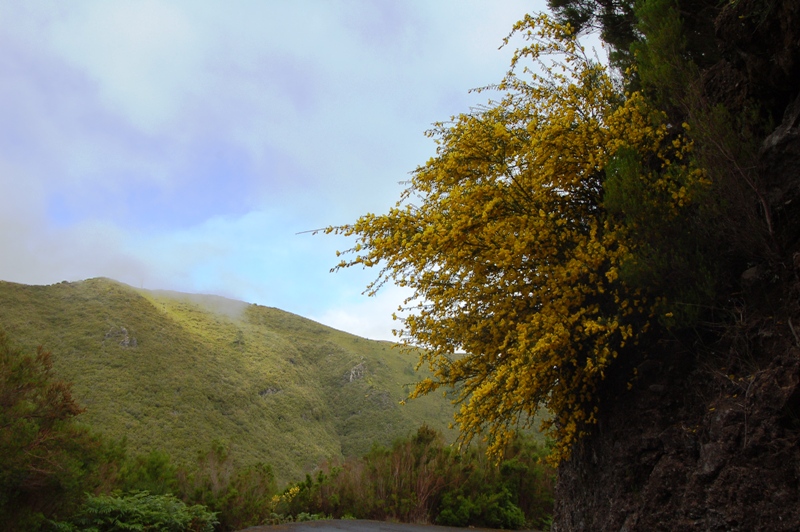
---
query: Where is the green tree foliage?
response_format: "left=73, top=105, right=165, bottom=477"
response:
left=282, top=426, right=554, bottom=530
left=625, top=0, right=781, bottom=303
left=117, top=450, right=179, bottom=495
left=547, top=0, right=638, bottom=68
left=0, top=330, right=106, bottom=529
left=55, top=491, right=218, bottom=532
left=548, top=0, right=721, bottom=75
left=0, top=328, right=273, bottom=531
left=178, top=441, right=279, bottom=531
left=46, top=440, right=281, bottom=531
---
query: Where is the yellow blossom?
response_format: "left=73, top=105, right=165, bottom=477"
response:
left=329, top=13, right=706, bottom=464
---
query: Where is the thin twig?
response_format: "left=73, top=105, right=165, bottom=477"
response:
left=788, top=318, right=800, bottom=347
left=743, top=376, right=755, bottom=450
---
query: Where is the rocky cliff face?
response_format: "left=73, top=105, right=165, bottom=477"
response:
left=552, top=1, right=800, bottom=529
left=554, top=330, right=800, bottom=531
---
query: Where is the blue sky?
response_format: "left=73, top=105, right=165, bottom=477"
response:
left=0, top=0, right=549, bottom=340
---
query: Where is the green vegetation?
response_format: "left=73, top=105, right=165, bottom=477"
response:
left=0, top=277, right=457, bottom=485
left=0, top=331, right=106, bottom=529
left=282, top=425, right=554, bottom=530
left=53, top=492, right=218, bottom=532
left=8, top=1, right=789, bottom=528
left=0, top=292, right=554, bottom=531
left=37, top=426, right=552, bottom=532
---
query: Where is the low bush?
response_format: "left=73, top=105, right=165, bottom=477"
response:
left=52, top=491, right=217, bottom=532
left=282, top=425, right=554, bottom=529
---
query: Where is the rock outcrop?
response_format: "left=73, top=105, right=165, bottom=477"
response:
left=553, top=1, right=800, bottom=529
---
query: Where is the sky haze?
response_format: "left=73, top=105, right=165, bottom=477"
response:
left=0, top=0, right=545, bottom=340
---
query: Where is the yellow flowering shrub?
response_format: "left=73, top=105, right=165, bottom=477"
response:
left=329, top=14, right=706, bottom=463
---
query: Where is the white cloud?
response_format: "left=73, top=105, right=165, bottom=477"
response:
left=0, top=0, right=549, bottom=340
left=49, top=0, right=200, bottom=133
left=309, top=284, right=414, bottom=342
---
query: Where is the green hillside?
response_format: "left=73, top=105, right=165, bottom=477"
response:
left=0, top=277, right=456, bottom=484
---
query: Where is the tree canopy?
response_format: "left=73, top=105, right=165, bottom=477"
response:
left=329, top=13, right=708, bottom=462
left=0, top=331, right=101, bottom=527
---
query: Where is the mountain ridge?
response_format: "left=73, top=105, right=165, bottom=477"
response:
left=0, top=277, right=456, bottom=484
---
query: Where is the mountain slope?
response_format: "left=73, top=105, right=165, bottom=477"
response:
left=0, top=278, right=456, bottom=484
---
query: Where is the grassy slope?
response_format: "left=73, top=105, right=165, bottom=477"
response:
left=0, top=278, right=456, bottom=484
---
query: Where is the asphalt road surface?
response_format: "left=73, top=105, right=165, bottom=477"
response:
left=240, top=520, right=541, bottom=532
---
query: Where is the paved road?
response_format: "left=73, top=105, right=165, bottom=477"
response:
left=240, top=520, right=540, bottom=532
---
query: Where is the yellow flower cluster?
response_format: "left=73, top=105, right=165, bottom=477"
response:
left=329, top=15, right=706, bottom=463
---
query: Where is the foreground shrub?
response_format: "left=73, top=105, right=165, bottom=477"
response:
left=436, top=487, right=525, bottom=529
left=283, top=425, right=554, bottom=529
left=177, top=441, right=279, bottom=531
left=54, top=491, right=217, bottom=532
left=110, top=441, right=280, bottom=531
